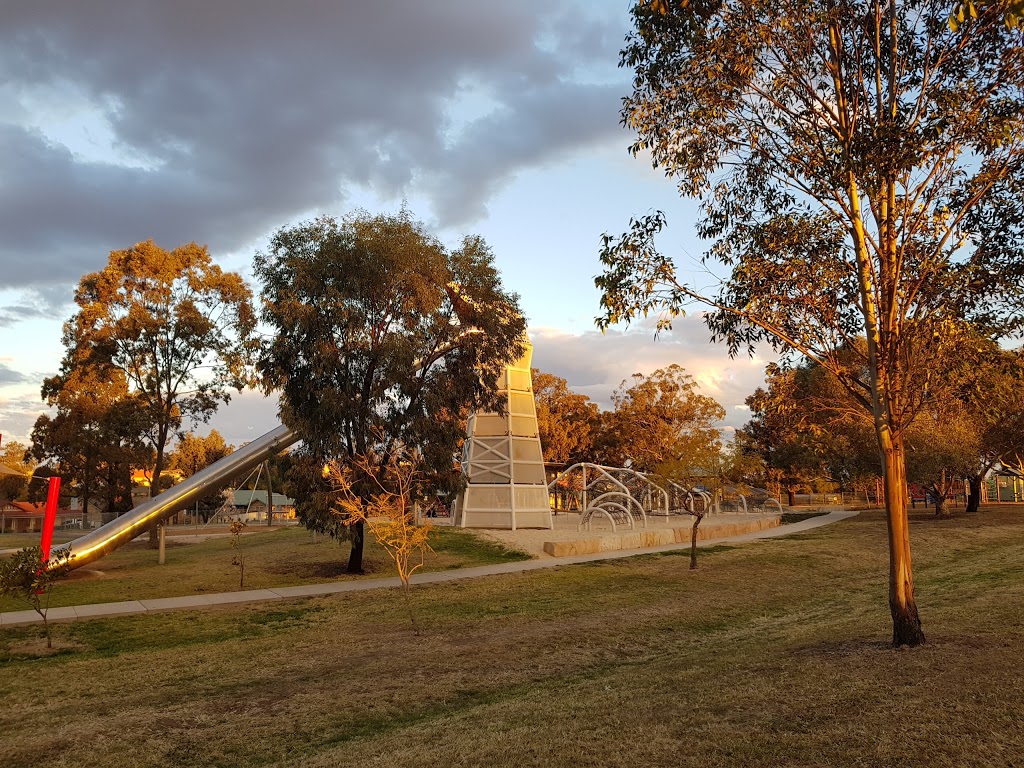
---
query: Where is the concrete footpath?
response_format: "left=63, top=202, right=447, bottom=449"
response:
left=0, top=509, right=858, bottom=628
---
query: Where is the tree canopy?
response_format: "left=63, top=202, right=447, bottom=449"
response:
left=255, top=210, right=525, bottom=573
left=593, top=364, right=725, bottom=476
left=0, top=440, right=34, bottom=501
left=30, top=366, right=149, bottom=521
left=744, top=368, right=849, bottom=506
left=58, top=240, right=257, bottom=540
left=532, top=369, right=600, bottom=465
left=597, top=0, right=1024, bottom=646
left=168, top=430, right=233, bottom=477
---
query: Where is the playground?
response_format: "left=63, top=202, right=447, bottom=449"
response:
left=2, top=504, right=1023, bottom=768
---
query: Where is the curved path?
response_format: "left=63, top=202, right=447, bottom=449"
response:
left=0, top=509, right=858, bottom=627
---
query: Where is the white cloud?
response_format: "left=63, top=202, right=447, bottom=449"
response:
left=202, top=390, right=283, bottom=450
left=529, top=317, right=774, bottom=430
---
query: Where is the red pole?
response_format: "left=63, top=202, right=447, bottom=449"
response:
left=40, top=476, right=61, bottom=561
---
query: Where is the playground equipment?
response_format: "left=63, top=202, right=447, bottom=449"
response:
left=548, top=464, right=780, bottom=533
left=50, top=312, right=517, bottom=570
left=453, top=337, right=553, bottom=530
left=663, top=479, right=713, bottom=515
left=716, top=485, right=784, bottom=515
left=550, top=463, right=662, bottom=531
left=47, top=317, right=779, bottom=570
left=55, top=425, right=299, bottom=570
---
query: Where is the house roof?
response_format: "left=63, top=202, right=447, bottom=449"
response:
left=0, top=463, right=28, bottom=477
left=995, top=466, right=1024, bottom=478
left=0, top=501, right=75, bottom=516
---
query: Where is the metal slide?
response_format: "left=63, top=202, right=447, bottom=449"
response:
left=56, top=424, right=299, bottom=571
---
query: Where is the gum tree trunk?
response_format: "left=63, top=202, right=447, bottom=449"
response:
left=843, top=140, right=925, bottom=646
left=966, top=475, right=982, bottom=514
left=882, top=436, right=925, bottom=647
left=347, top=518, right=365, bottom=574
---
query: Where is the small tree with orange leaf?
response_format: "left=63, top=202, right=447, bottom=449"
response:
left=323, top=450, right=433, bottom=635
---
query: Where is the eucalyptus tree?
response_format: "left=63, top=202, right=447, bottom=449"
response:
left=30, top=367, right=150, bottom=523
left=746, top=349, right=884, bottom=504
left=904, top=407, right=979, bottom=515
left=593, top=364, right=725, bottom=475
left=60, top=240, right=257, bottom=543
left=532, top=370, right=600, bottom=465
left=949, top=343, right=1024, bottom=513
left=255, top=210, right=525, bottom=573
left=596, top=1, right=1024, bottom=645
left=745, top=371, right=838, bottom=507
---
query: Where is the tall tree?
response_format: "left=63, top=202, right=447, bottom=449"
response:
left=531, top=369, right=600, bottom=464
left=168, top=429, right=233, bottom=477
left=597, top=0, right=1024, bottom=646
left=255, top=211, right=525, bottom=573
left=904, top=406, right=978, bottom=516
left=60, top=241, right=256, bottom=543
left=745, top=373, right=832, bottom=506
left=30, top=367, right=150, bottom=524
left=592, top=364, right=725, bottom=475
left=746, top=356, right=881, bottom=504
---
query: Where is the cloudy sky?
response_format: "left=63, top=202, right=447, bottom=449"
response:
left=0, top=0, right=773, bottom=451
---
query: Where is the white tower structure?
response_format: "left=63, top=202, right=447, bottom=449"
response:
left=453, top=337, right=553, bottom=529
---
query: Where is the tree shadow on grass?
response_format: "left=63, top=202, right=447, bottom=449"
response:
left=265, top=560, right=383, bottom=580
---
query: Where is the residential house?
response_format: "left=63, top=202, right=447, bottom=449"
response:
left=0, top=500, right=80, bottom=533
left=224, top=490, right=296, bottom=523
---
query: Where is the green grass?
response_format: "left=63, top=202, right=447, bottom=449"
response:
left=0, top=530, right=78, bottom=549
left=1, top=505, right=1023, bottom=767
left=0, top=524, right=530, bottom=612
left=428, top=526, right=532, bottom=566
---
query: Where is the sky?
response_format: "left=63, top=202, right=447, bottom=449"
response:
left=0, top=0, right=774, bottom=452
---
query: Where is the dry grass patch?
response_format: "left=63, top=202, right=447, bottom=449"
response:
left=1, top=506, right=1023, bottom=767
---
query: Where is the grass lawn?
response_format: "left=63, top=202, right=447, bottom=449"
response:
left=0, top=525, right=530, bottom=612
left=0, top=530, right=79, bottom=549
left=2, top=505, right=1023, bottom=767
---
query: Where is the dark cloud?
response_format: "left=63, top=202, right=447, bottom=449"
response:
left=0, top=0, right=628, bottom=291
